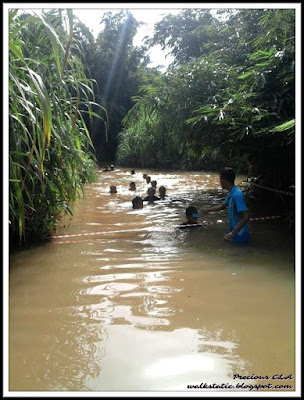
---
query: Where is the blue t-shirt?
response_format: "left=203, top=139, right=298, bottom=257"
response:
left=222, top=185, right=249, bottom=243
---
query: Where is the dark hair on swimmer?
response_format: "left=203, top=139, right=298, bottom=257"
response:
left=220, top=167, right=236, bottom=184
left=132, top=196, right=143, bottom=208
left=147, top=187, right=155, bottom=195
left=186, top=206, right=198, bottom=217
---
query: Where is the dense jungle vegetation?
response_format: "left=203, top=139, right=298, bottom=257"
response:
left=9, top=8, right=296, bottom=246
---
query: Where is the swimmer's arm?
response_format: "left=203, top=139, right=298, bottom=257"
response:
left=224, top=211, right=249, bottom=241
left=201, top=204, right=227, bottom=214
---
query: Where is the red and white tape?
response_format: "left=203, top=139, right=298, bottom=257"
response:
left=52, top=238, right=101, bottom=245
left=249, top=216, right=281, bottom=221
left=51, top=215, right=282, bottom=241
left=177, top=215, right=282, bottom=228
left=52, top=231, right=104, bottom=239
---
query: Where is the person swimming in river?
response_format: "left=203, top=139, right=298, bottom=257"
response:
left=143, top=173, right=147, bottom=179
left=132, top=196, right=143, bottom=209
left=110, top=165, right=115, bottom=171
left=181, top=206, right=199, bottom=225
left=131, top=169, right=136, bottom=175
left=151, top=180, right=157, bottom=189
left=129, top=181, right=136, bottom=191
left=143, top=187, right=160, bottom=203
left=146, top=176, right=151, bottom=184
left=158, top=186, right=168, bottom=200
left=109, top=185, right=117, bottom=194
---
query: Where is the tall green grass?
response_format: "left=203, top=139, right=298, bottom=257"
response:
left=9, top=9, right=106, bottom=246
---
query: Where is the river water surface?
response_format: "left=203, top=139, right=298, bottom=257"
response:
left=9, top=168, right=295, bottom=393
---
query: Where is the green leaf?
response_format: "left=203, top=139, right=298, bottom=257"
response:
left=270, top=119, right=295, bottom=132
left=256, top=62, right=270, bottom=67
left=237, top=71, right=254, bottom=79
left=28, top=68, right=52, bottom=147
left=9, top=42, right=24, bottom=61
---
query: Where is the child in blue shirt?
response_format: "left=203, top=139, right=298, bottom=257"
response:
left=201, top=167, right=249, bottom=243
left=182, top=206, right=199, bottom=225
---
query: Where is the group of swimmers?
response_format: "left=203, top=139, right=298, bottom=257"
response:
left=107, top=168, right=202, bottom=227
left=108, top=169, right=168, bottom=209
left=106, top=166, right=250, bottom=243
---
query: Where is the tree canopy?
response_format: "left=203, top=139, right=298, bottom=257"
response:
left=78, top=10, right=152, bottom=163
left=117, top=8, right=295, bottom=194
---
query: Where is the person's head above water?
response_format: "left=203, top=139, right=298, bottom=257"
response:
left=110, top=165, right=114, bottom=171
left=147, top=187, right=156, bottom=197
left=143, top=187, right=160, bottom=203
left=220, top=167, right=236, bottom=190
left=185, top=206, right=198, bottom=224
left=109, top=185, right=117, bottom=194
left=143, top=173, right=147, bottom=179
left=151, top=180, right=157, bottom=188
left=146, top=176, right=151, bottom=184
left=129, top=181, right=136, bottom=191
left=132, top=196, right=143, bottom=209
left=158, top=186, right=166, bottom=199
left=131, top=169, right=135, bottom=175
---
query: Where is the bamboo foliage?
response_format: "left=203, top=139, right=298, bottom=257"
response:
left=9, top=9, right=106, bottom=245
left=117, top=9, right=295, bottom=184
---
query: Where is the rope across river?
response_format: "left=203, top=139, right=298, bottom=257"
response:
left=177, top=215, right=282, bottom=229
left=51, top=215, right=282, bottom=242
left=242, top=181, right=295, bottom=197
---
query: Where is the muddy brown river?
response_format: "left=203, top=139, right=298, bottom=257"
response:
left=9, top=168, right=296, bottom=393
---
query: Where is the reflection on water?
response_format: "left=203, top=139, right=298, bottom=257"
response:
left=9, top=168, right=295, bottom=392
